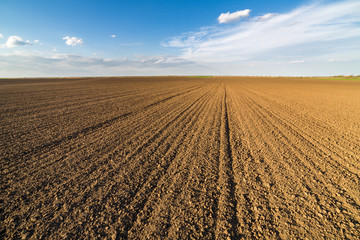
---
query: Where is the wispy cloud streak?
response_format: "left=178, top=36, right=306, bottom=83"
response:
left=167, top=0, right=360, bottom=63
left=0, top=52, right=197, bottom=77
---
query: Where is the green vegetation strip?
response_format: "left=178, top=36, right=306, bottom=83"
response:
left=187, top=76, right=213, bottom=78
left=314, top=76, right=360, bottom=81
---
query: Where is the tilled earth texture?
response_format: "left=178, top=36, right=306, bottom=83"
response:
left=1, top=77, right=360, bottom=239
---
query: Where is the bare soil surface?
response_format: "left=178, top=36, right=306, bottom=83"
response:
left=1, top=76, right=359, bottom=239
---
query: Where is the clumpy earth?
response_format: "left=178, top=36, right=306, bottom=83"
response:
left=1, top=76, right=359, bottom=239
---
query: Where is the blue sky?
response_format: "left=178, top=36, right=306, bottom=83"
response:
left=0, top=0, right=359, bottom=77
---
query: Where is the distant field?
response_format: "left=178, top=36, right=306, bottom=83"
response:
left=1, top=76, right=359, bottom=239
left=315, top=76, right=360, bottom=81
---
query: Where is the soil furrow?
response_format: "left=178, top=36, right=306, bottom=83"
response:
left=226, top=86, right=282, bottom=238
left=115, top=84, right=217, bottom=238
left=215, top=84, right=239, bottom=239
left=2, top=77, right=360, bottom=239
left=243, top=94, right=360, bottom=208
left=1, top=83, right=206, bottom=174
left=1, top=83, right=205, bottom=165
left=128, top=82, right=223, bottom=238
left=244, top=90, right=360, bottom=173
left=27, top=85, right=211, bottom=200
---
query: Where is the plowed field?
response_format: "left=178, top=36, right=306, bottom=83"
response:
left=1, top=77, right=360, bottom=239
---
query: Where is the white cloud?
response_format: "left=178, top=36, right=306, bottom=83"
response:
left=0, top=51, right=198, bottom=77
left=289, top=60, right=305, bottom=64
left=255, top=13, right=275, bottom=21
left=167, top=0, right=360, bottom=64
left=164, top=28, right=210, bottom=48
left=62, top=36, right=83, bottom=46
left=1, top=50, right=359, bottom=77
left=327, top=58, right=347, bottom=62
left=137, top=55, right=192, bottom=65
left=111, top=34, right=116, bottom=38
left=4, top=36, right=37, bottom=48
left=0, top=33, right=3, bottom=38
left=218, top=9, right=250, bottom=23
